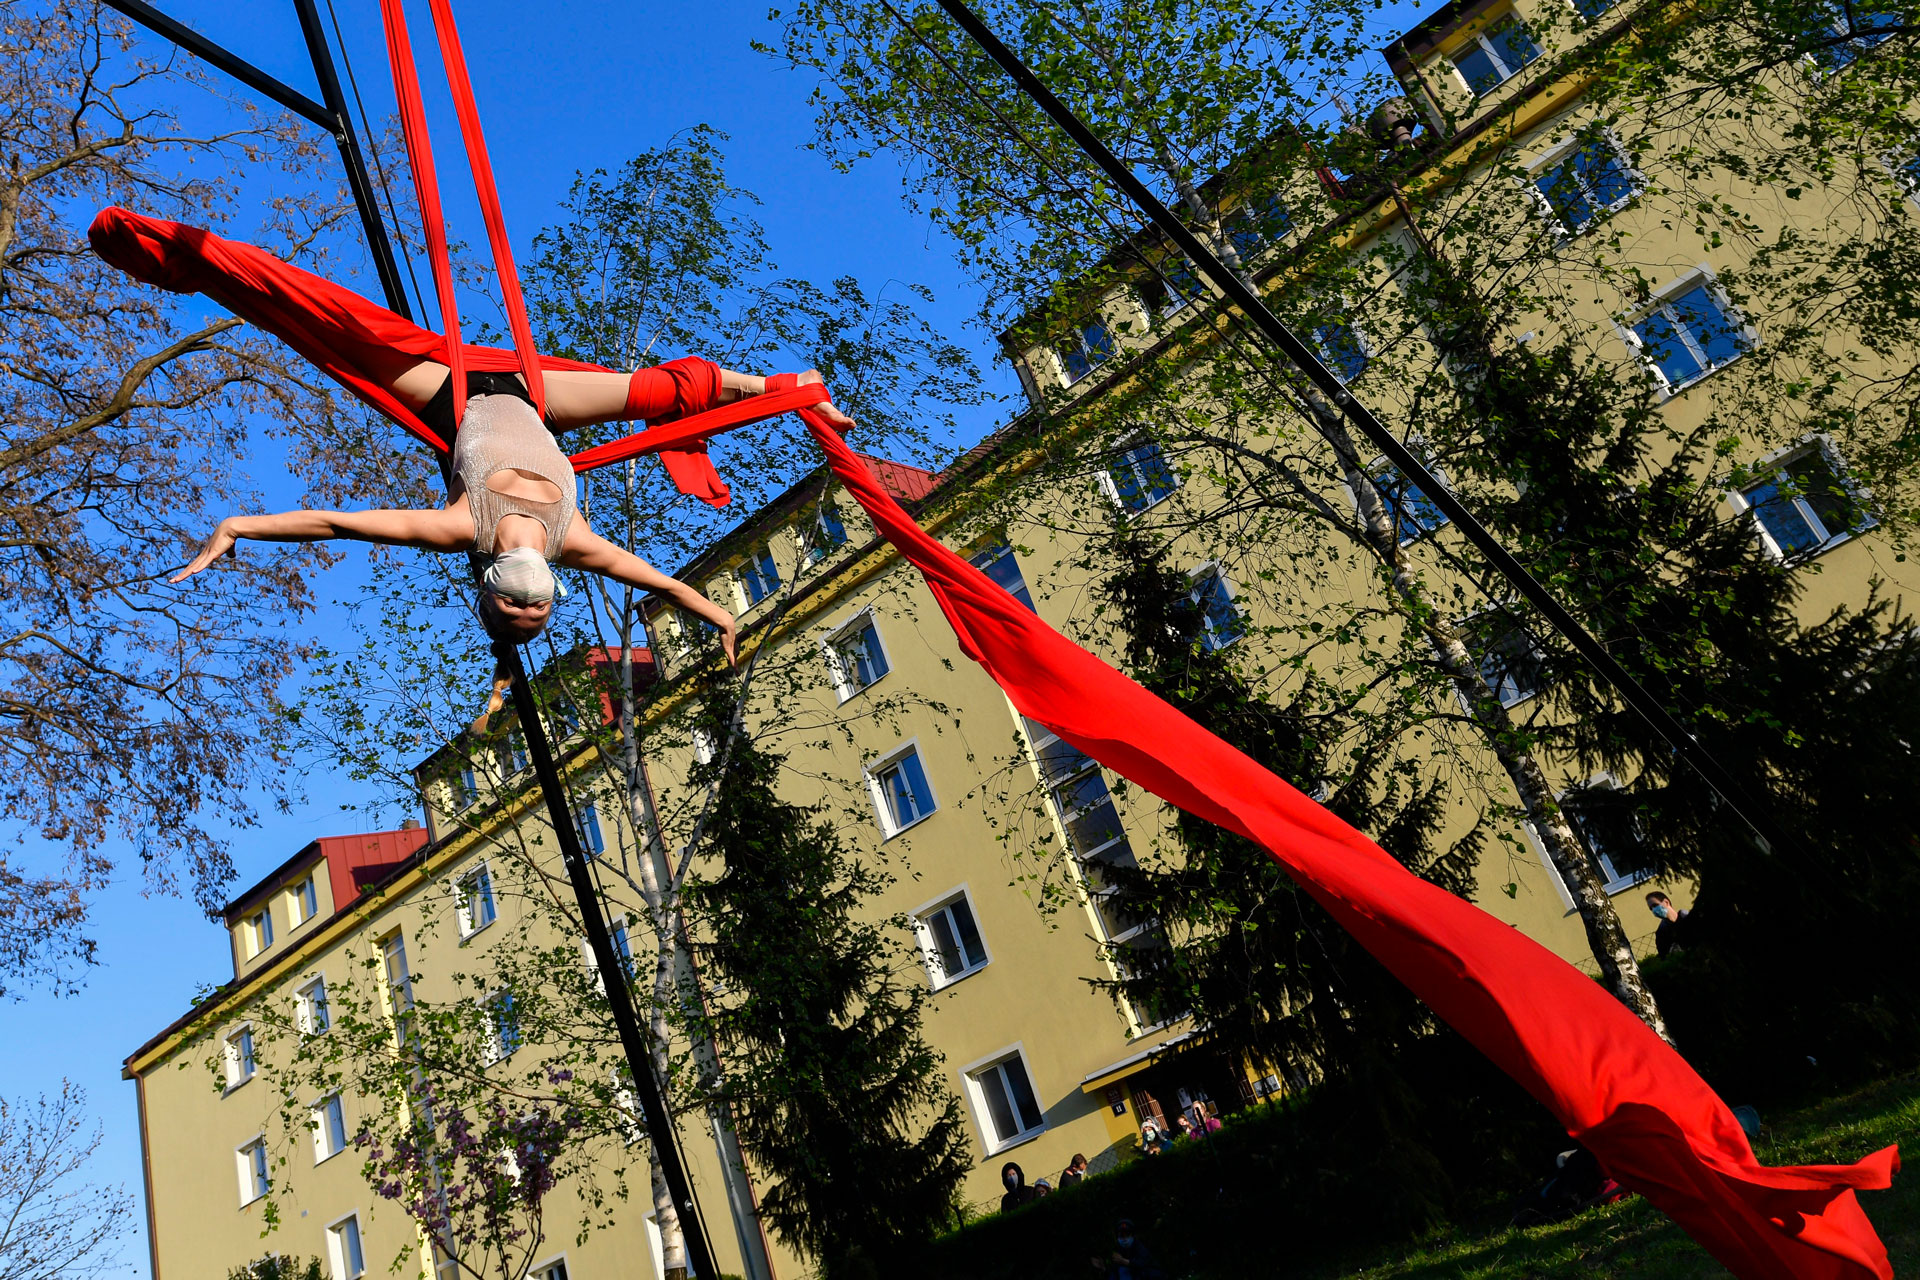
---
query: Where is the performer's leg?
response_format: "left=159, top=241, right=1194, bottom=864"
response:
left=89, top=206, right=450, bottom=420
left=540, top=357, right=725, bottom=431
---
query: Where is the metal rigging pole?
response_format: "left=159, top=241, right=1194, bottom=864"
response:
left=95, top=4, right=723, bottom=1275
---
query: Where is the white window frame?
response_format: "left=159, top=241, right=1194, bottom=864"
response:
left=1526, top=774, right=1653, bottom=900
left=958, top=1043, right=1048, bottom=1154
left=910, top=885, right=993, bottom=988
left=456, top=862, right=498, bottom=939
left=1054, top=318, right=1115, bottom=386
left=1526, top=127, right=1644, bottom=237
left=1309, top=315, right=1372, bottom=384
left=1361, top=452, right=1451, bottom=546
left=1098, top=435, right=1180, bottom=515
left=691, top=725, right=718, bottom=766
left=235, top=1135, right=270, bottom=1207
left=1188, top=563, right=1247, bottom=652
left=482, top=989, right=520, bottom=1065
left=1617, top=267, right=1755, bottom=396
left=865, top=739, right=939, bottom=838
left=1724, top=433, right=1876, bottom=561
left=577, top=801, right=607, bottom=857
left=241, top=907, right=273, bottom=958
left=311, top=1092, right=349, bottom=1164
left=288, top=872, right=319, bottom=928
left=823, top=609, right=894, bottom=703
left=1458, top=607, right=1547, bottom=709
left=325, top=1210, right=367, bottom=1280
left=735, top=543, right=782, bottom=608
left=802, top=502, right=851, bottom=565
left=296, top=975, right=330, bottom=1037
left=222, top=1024, right=257, bottom=1092
left=1448, top=14, right=1539, bottom=95
left=529, top=1257, right=571, bottom=1280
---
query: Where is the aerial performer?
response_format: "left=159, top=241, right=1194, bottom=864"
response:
left=89, top=206, right=855, bottom=666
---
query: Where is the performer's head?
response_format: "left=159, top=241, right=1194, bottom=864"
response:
left=477, top=547, right=558, bottom=642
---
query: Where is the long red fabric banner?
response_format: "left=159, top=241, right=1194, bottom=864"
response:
left=793, top=405, right=1898, bottom=1280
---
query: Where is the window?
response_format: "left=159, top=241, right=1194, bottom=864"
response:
left=1105, top=438, right=1179, bottom=513
left=1225, top=192, right=1294, bottom=260
left=296, top=977, right=330, bottom=1036
left=241, top=908, right=273, bottom=958
left=1058, top=319, right=1115, bottom=384
left=483, top=991, right=521, bottom=1064
left=1561, top=785, right=1652, bottom=892
left=1534, top=134, right=1639, bottom=234
left=1463, top=612, right=1546, bottom=708
left=236, top=1137, right=270, bottom=1205
left=1191, top=568, right=1246, bottom=651
left=1571, top=0, right=1619, bottom=19
left=1734, top=441, right=1871, bottom=558
left=870, top=745, right=937, bottom=836
left=531, top=1261, right=570, bottom=1280
left=737, top=544, right=781, bottom=606
left=1138, top=257, right=1204, bottom=319
left=327, top=1213, right=366, bottom=1280
left=577, top=802, right=607, bottom=857
left=502, top=729, right=530, bottom=776
left=1630, top=279, right=1748, bottom=391
left=1809, top=1, right=1902, bottom=68
left=1372, top=460, right=1449, bottom=544
left=1900, top=153, right=1920, bottom=198
left=692, top=725, right=719, bottom=766
left=674, top=606, right=719, bottom=652
left=223, top=1026, right=256, bottom=1090
left=965, top=1049, right=1046, bottom=1150
left=915, top=890, right=990, bottom=986
left=457, top=864, right=497, bottom=937
left=1452, top=17, right=1540, bottom=95
left=312, top=1094, right=348, bottom=1163
left=827, top=615, right=891, bottom=700
left=1312, top=320, right=1370, bottom=383
left=289, top=874, right=318, bottom=927
left=805, top=504, right=850, bottom=564
left=971, top=542, right=1036, bottom=610
left=451, top=765, right=479, bottom=811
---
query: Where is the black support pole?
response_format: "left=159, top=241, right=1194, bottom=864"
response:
left=492, top=643, right=723, bottom=1280
left=927, top=0, right=1797, bottom=860
left=100, top=4, right=724, bottom=1274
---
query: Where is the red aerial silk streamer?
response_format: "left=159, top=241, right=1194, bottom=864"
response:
left=377, top=0, right=470, bottom=429
left=420, top=0, right=546, bottom=422
left=87, top=207, right=805, bottom=487
left=792, top=403, right=1899, bottom=1280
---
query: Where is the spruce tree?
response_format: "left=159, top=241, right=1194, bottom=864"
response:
left=684, top=692, right=971, bottom=1277
left=1410, top=252, right=1920, bottom=1093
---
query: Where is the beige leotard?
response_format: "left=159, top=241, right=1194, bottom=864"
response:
left=451, top=393, right=577, bottom=558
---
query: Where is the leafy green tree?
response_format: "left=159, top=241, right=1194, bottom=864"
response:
left=685, top=688, right=971, bottom=1277
left=225, top=1256, right=321, bottom=1280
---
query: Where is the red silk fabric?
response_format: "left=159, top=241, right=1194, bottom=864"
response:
left=86, top=208, right=770, bottom=490
left=793, top=404, right=1898, bottom=1280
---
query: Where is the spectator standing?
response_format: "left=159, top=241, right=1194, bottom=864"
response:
left=1061, top=1153, right=1090, bottom=1185
left=1000, top=1162, right=1037, bottom=1213
left=1646, top=891, right=1691, bottom=957
left=1092, top=1218, right=1166, bottom=1280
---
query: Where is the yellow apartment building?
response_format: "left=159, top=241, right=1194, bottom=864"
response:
left=123, top=0, right=1918, bottom=1274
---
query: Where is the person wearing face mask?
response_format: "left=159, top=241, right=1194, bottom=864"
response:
left=1646, top=891, right=1691, bottom=957
left=999, top=1161, right=1037, bottom=1213
left=1091, top=1218, right=1164, bottom=1280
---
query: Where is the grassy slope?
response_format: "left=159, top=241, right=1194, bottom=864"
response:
left=1283, top=1074, right=1919, bottom=1280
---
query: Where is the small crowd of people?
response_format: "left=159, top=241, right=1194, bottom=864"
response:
left=1137, top=1099, right=1222, bottom=1156
left=999, top=1153, right=1090, bottom=1211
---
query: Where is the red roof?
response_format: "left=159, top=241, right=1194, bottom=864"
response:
left=318, top=827, right=431, bottom=913
left=854, top=452, right=939, bottom=502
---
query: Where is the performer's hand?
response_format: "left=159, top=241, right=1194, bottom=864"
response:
left=796, top=369, right=856, bottom=430
left=719, top=614, right=741, bottom=669
left=172, top=518, right=239, bottom=583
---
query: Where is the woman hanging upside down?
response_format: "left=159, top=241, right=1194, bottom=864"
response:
left=89, top=206, right=854, bottom=665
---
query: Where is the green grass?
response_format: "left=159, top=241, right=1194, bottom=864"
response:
left=1271, top=1074, right=1920, bottom=1280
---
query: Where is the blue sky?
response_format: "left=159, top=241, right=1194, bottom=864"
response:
left=1, top=0, right=1429, bottom=1272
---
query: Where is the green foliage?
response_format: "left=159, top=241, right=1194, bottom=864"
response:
left=685, top=688, right=972, bottom=1276
left=226, top=1255, right=322, bottom=1280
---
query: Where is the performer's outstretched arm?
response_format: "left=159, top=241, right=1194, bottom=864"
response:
left=170, top=508, right=473, bottom=582
left=558, top=525, right=739, bottom=665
